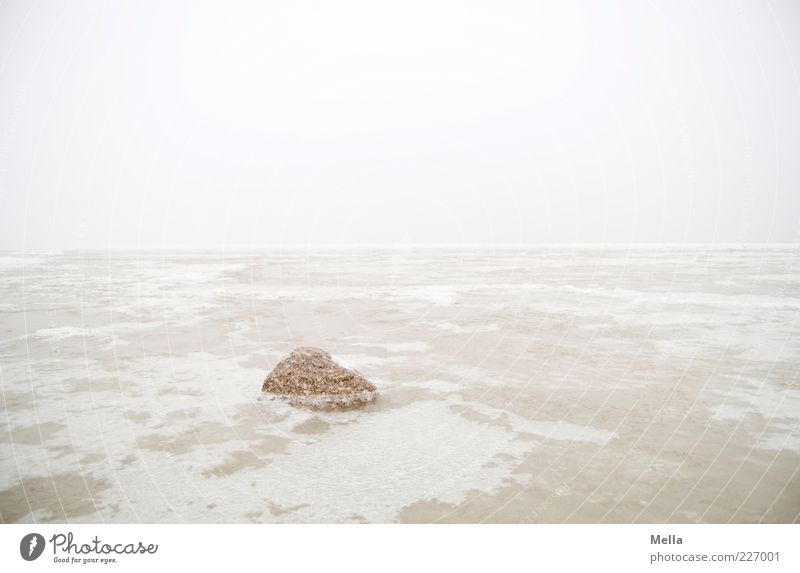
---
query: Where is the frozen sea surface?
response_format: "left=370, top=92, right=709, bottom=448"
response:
left=1, top=246, right=798, bottom=523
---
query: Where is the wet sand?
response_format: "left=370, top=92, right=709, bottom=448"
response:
left=1, top=246, right=798, bottom=523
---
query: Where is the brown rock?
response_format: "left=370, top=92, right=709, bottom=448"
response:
left=261, top=347, right=378, bottom=410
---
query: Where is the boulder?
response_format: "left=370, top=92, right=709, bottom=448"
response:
left=261, top=347, right=378, bottom=410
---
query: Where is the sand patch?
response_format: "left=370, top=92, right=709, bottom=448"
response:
left=0, top=472, right=111, bottom=523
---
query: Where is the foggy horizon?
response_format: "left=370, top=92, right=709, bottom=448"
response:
left=3, top=241, right=800, bottom=253
left=2, top=0, right=800, bottom=249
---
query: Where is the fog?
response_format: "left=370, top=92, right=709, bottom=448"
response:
left=1, top=0, right=799, bottom=249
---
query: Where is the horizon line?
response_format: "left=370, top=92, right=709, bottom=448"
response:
left=2, top=242, right=799, bottom=253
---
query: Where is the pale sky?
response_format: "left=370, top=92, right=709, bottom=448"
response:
left=1, top=0, right=799, bottom=249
